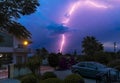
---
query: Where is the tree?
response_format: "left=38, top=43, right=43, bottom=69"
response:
left=48, top=53, right=59, bottom=69
left=26, top=55, right=42, bottom=75
left=59, top=56, right=68, bottom=70
left=73, top=49, right=77, bottom=56
left=82, top=36, right=103, bottom=55
left=36, top=48, right=49, bottom=59
left=0, top=0, right=39, bottom=39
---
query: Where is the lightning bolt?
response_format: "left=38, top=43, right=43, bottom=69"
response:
left=60, top=0, right=80, bottom=53
left=60, top=34, right=65, bottom=52
left=86, top=0, right=109, bottom=9
left=59, top=0, right=110, bottom=53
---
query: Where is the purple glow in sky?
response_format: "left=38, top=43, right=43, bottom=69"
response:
left=60, top=0, right=110, bottom=53
left=19, top=0, right=120, bottom=54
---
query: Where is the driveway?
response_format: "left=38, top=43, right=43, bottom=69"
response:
left=54, top=70, right=96, bottom=83
left=41, top=66, right=96, bottom=83
left=0, top=66, right=96, bottom=83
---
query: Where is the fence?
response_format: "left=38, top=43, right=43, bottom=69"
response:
left=0, top=69, right=8, bottom=79
left=96, top=70, right=120, bottom=83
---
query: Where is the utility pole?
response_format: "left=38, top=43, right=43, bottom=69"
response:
left=114, top=42, right=117, bottom=53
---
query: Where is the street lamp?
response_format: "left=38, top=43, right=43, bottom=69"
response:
left=0, top=54, right=3, bottom=58
left=23, top=40, right=29, bottom=46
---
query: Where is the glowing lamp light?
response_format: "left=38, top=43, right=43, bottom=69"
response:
left=0, top=54, right=3, bottom=58
left=23, top=40, right=29, bottom=46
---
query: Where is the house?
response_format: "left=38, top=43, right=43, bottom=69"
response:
left=0, top=32, right=31, bottom=64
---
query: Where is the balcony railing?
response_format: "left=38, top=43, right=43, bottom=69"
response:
left=14, top=48, right=31, bottom=53
left=0, top=47, right=13, bottom=52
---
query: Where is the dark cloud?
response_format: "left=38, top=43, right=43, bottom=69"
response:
left=46, top=23, right=69, bottom=35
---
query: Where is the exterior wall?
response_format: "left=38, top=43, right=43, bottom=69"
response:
left=0, top=47, right=13, bottom=52
left=13, top=53, right=27, bottom=64
left=13, top=36, right=23, bottom=48
left=0, top=32, right=31, bottom=64
left=0, top=32, right=13, bottom=47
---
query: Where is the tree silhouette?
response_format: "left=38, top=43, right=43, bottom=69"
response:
left=36, top=48, right=49, bottom=59
left=82, top=36, right=103, bottom=55
left=0, top=0, right=39, bottom=39
left=48, top=53, right=59, bottom=69
left=26, top=55, right=42, bottom=75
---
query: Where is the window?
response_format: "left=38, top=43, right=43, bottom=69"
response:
left=87, top=63, right=97, bottom=69
left=78, top=63, right=86, bottom=67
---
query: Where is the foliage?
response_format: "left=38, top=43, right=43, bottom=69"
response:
left=93, top=52, right=111, bottom=64
left=77, top=52, right=120, bottom=65
left=0, top=0, right=39, bottom=39
left=82, top=36, right=103, bottom=55
left=108, top=59, right=120, bottom=71
left=59, top=56, right=68, bottom=70
left=69, top=56, right=76, bottom=66
left=48, top=53, right=59, bottom=69
left=64, top=74, right=85, bottom=83
left=36, top=48, right=49, bottom=59
left=26, top=55, right=42, bottom=75
left=41, top=78, right=62, bottom=83
left=73, top=50, right=77, bottom=56
left=14, top=64, right=26, bottom=69
left=41, top=72, right=57, bottom=80
left=21, top=74, right=37, bottom=83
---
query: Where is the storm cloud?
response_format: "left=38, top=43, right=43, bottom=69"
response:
left=19, top=0, right=120, bottom=54
left=46, top=23, right=69, bottom=35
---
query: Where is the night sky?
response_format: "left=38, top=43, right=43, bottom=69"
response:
left=19, top=0, right=120, bottom=54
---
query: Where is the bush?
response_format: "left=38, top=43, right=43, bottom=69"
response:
left=42, top=72, right=57, bottom=80
left=48, top=53, right=59, bottom=69
left=69, top=56, right=76, bottom=66
left=41, top=78, right=62, bottom=83
left=21, top=74, right=37, bottom=83
left=59, top=56, right=68, bottom=70
left=77, top=52, right=113, bottom=65
left=64, top=74, right=85, bottom=83
left=108, top=59, right=120, bottom=71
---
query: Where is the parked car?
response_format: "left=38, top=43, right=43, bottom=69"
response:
left=71, top=61, right=119, bottom=80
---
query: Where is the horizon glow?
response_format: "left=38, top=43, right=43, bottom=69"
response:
left=59, top=0, right=110, bottom=53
